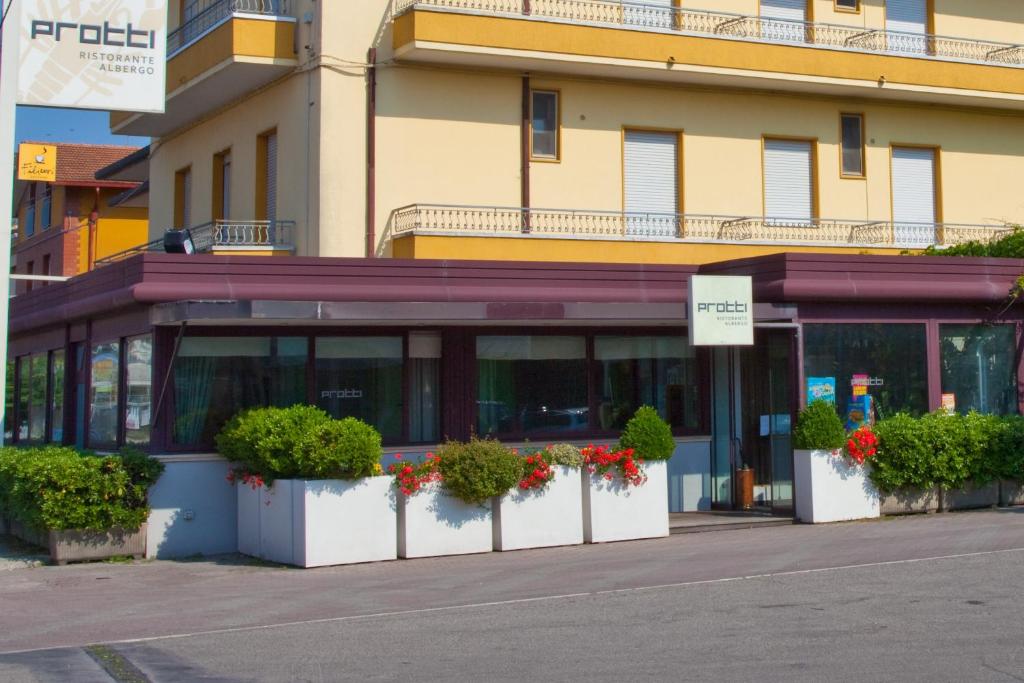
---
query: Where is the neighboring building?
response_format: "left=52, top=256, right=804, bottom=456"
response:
left=112, top=0, right=1023, bottom=262
left=11, top=143, right=149, bottom=295
left=6, top=1, right=1022, bottom=558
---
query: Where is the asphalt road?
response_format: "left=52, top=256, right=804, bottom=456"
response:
left=1, top=509, right=1023, bottom=682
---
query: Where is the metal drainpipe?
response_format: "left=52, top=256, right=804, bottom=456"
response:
left=366, top=47, right=377, bottom=258
left=87, top=188, right=100, bottom=271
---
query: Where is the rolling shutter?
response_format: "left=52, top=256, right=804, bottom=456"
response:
left=760, top=0, right=806, bottom=42
left=624, top=130, right=678, bottom=237
left=623, top=0, right=674, bottom=30
left=886, top=0, right=928, bottom=54
left=763, top=139, right=813, bottom=224
left=892, top=146, right=936, bottom=246
left=265, top=132, right=277, bottom=222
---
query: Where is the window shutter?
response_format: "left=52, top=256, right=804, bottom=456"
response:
left=623, top=0, right=674, bottom=29
left=763, top=139, right=813, bottom=223
left=624, top=130, right=678, bottom=237
left=886, top=0, right=928, bottom=53
left=760, top=0, right=806, bottom=42
left=892, top=146, right=936, bottom=246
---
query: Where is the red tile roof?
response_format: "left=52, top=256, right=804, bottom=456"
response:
left=20, top=141, right=142, bottom=189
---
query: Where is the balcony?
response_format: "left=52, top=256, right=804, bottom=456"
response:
left=389, top=204, right=1012, bottom=262
left=111, top=0, right=297, bottom=137
left=96, top=220, right=296, bottom=265
left=392, top=1, right=1024, bottom=110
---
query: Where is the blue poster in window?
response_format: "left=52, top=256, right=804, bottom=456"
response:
left=845, top=395, right=873, bottom=431
left=807, top=377, right=836, bottom=405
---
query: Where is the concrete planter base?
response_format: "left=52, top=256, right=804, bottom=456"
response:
left=793, top=449, right=880, bottom=524
left=1000, top=480, right=1024, bottom=507
left=493, top=466, right=584, bottom=551
left=941, top=481, right=999, bottom=511
left=582, top=460, right=669, bottom=543
left=879, top=487, right=941, bottom=516
left=237, top=477, right=397, bottom=567
left=9, top=520, right=147, bottom=565
left=398, top=483, right=492, bottom=559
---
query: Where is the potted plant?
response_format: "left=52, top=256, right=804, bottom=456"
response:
left=393, top=437, right=519, bottom=559
left=492, top=444, right=585, bottom=552
left=219, top=406, right=396, bottom=568
left=581, top=407, right=672, bottom=543
left=793, top=400, right=880, bottom=523
left=871, top=413, right=941, bottom=514
left=0, top=446, right=162, bottom=564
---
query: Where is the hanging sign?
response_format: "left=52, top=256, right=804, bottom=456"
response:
left=17, top=0, right=167, bottom=113
left=688, top=275, right=754, bottom=346
left=17, top=143, right=56, bottom=181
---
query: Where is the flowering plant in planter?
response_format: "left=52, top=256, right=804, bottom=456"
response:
left=845, top=426, right=878, bottom=465
left=518, top=451, right=555, bottom=491
left=387, top=453, right=441, bottom=496
left=582, top=445, right=647, bottom=487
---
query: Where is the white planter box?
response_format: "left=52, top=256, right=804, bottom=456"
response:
left=237, top=477, right=397, bottom=567
left=582, top=459, right=669, bottom=543
left=793, top=449, right=880, bottom=524
left=493, top=466, right=584, bottom=551
left=397, top=483, right=492, bottom=559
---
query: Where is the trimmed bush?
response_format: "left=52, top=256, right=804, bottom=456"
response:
left=215, top=405, right=332, bottom=482
left=793, top=400, right=846, bottom=451
left=436, top=438, right=520, bottom=505
left=618, top=406, right=675, bottom=461
left=871, top=413, right=932, bottom=493
left=545, top=443, right=584, bottom=468
left=0, top=447, right=163, bottom=533
left=293, top=417, right=383, bottom=479
left=993, top=415, right=1024, bottom=482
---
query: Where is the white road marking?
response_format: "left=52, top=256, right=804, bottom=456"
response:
left=4, top=545, right=1021, bottom=656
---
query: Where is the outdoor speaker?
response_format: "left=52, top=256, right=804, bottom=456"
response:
left=164, top=229, right=195, bottom=254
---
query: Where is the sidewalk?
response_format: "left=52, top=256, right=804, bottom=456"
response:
left=0, top=535, right=46, bottom=572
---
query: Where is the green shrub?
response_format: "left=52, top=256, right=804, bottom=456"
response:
left=545, top=443, right=584, bottom=468
left=993, top=415, right=1024, bottom=482
left=618, top=406, right=675, bottom=461
left=922, top=226, right=1024, bottom=258
left=961, top=412, right=1001, bottom=485
left=436, top=437, right=520, bottom=505
left=214, top=405, right=331, bottom=481
left=871, top=413, right=932, bottom=493
left=919, top=411, right=973, bottom=490
left=0, top=446, right=163, bottom=533
left=293, top=417, right=383, bottom=479
left=792, top=400, right=846, bottom=451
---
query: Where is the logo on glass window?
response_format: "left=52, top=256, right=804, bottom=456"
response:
left=321, top=389, right=364, bottom=399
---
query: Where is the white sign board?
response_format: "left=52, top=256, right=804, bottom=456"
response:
left=688, top=275, right=754, bottom=346
left=18, top=0, right=167, bottom=113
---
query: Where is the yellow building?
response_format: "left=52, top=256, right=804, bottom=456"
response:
left=113, top=0, right=1024, bottom=264
left=12, top=143, right=150, bottom=295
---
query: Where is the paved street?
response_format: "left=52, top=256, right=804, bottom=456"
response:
left=1, top=509, right=1023, bottom=681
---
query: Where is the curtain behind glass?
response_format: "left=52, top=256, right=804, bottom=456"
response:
left=940, top=324, right=1017, bottom=415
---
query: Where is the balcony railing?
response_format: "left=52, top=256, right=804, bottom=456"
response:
left=168, top=0, right=291, bottom=55
left=392, top=204, right=1013, bottom=249
left=95, top=219, right=295, bottom=266
left=394, top=0, right=1024, bottom=67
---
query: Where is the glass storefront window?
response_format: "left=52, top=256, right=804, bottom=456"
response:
left=29, top=355, right=46, bottom=443
left=408, top=332, right=441, bottom=443
left=595, top=335, right=699, bottom=431
left=4, top=360, right=13, bottom=444
left=17, top=357, right=29, bottom=442
left=477, top=336, right=587, bottom=436
left=125, top=336, right=153, bottom=446
left=50, top=352, right=64, bottom=444
left=89, top=342, right=120, bottom=448
left=803, top=324, right=928, bottom=420
left=316, top=337, right=403, bottom=441
left=940, top=324, right=1017, bottom=415
left=173, top=337, right=307, bottom=446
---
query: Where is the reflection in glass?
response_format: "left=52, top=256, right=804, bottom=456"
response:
left=4, top=360, right=13, bottom=444
left=316, top=337, right=403, bottom=441
left=940, top=324, right=1017, bottom=415
left=477, top=336, right=587, bottom=436
left=29, top=355, right=46, bottom=443
left=595, top=336, right=697, bottom=430
left=89, top=342, right=120, bottom=448
left=50, top=353, right=64, bottom=444
left=17, top=357, right=29, bottom=442
left=173, top=337, right=306, bottom=446
left=409, top=332, right=441, bottom=443
left=125, top=336, right=153, bottom=446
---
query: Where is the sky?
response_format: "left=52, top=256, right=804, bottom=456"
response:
left=15, top=106, right=150, bottom=147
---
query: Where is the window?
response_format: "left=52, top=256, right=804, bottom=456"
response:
left=940, top=325, right=1017, bottom=415
left=50, top=352, right=64, bottom=444
left=24, top=185, right=35, bottom=238
left=623, top=129, right=680, bottom=237
left=316, top=337, right=404, bottom=441
left=477, top=336, right=588, bottom=437
left=834, top=0, right=858, bottom=11
left=840, top=114, right=865, bottom=178
left=530, top=91, right=559, bottom=160
left=257, top=130, right=277, bottom=222
left=40, top=184, right=52, bottom=230
left=760, top=0, right=808, bottom=43
left=213, top=150, right=231, bottom=221
left=174, top=167, right=192, bottom=228
left=803, top=324, right=929, bottom=418
left=17, top=357, right=29, bottom=441
left=89, top=341, right=120, bottom=448
left=595, top=336, right=701, bottom=431
left=125, top=335, right=153, bottom=446
left=4, top=360, right=13, bottom=443
left=764, top=138, right=815, bottom=224
left=409, top=332, right=441, bottom=443
left=891, top=146, right=937, bottom=246
left=172, top=337, right=306, bottom=446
